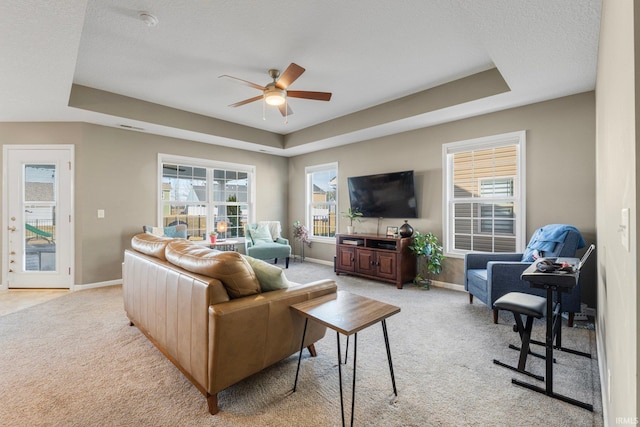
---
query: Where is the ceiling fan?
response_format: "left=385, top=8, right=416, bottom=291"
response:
left=219, top=63, right=332, bottom=117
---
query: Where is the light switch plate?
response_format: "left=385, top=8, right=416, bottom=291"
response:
left=97, top=209, right=105, bottom=219
left=621, top=208, right=629, bottom=252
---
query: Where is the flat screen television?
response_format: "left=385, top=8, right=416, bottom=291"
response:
left=347, top=170, right=418, bottom=218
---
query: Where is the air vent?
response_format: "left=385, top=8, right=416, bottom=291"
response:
left=119, top=124, right=145, bottom=131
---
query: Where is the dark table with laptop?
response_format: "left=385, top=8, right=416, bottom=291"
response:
left=515, top=243, right=596, bottom=411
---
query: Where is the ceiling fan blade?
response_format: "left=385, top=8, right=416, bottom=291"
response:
left=219, top=75, right=266, bottom=91
left=287, top=90, right=332, bottom=101
left=278, top=103, right=293, bottom=116
left=275, top=63, right=305, bottom=89
left=229, top=95, right=263, bottom=107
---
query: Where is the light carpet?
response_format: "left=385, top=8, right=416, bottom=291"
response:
left=0, top=261, right=603, bottom=426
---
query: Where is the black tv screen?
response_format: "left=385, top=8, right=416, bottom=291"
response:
left=347, top=170, right=418, bottom=218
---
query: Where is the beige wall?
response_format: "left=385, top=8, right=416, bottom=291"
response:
left=0, top=93, right=597, bottom=303
left=0, top=122, right=289, bottom=285
left=289, top=92, right=597, bottom=306
left=595, top=0, right=639, bottom=422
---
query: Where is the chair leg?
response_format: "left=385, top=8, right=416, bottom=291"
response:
left=516, top=315, right=534, bottom=371
left=469, top=294, right=474, bottom=304
left=285, top=256, right=290, bottom=268
left=568, top=312, right=575, bottom=328
left=493, top=312, right=544, bottom=382
left=493, top=309, right=499, bottom=324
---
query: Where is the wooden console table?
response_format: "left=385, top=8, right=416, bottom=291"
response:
left=335, top=234, right=416, bottom=288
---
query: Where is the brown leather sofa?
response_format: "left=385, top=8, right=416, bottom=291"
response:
left=122, top=233, right=337, bottom=414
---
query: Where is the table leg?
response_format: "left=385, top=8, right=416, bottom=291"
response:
left=381, top=319, right=398, bottom=396
left=293, top=318, right=308, bottom=392
left=511, top=286, right=593, bottom=411
left=546, top=287, right=554, bottom=394
left=553, top=288, right=592, bottom=358
left=351, top=333, right=357, bottom=427
left=344, top=335, right=349, bottom=364
left=554, top=289, right=563, bottom=349
left=337, top=331, right=345, bottom=427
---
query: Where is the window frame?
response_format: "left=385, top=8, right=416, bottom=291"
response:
left=442, top=131, right=526, bottom=258
left=157, top=154, right=256, bottom=238
left=305, top=162, right=338, bottom=242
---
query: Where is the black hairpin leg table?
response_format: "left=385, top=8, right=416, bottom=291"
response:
left=291, top=291, right=400, bottom=427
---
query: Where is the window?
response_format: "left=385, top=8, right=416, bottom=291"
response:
left=305, top=163, right=338, bottom=240
left=159, top=154, right=254, bottom=239
left=443, top=131, right=526, bottom=257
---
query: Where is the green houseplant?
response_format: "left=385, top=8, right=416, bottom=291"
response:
left=209, top=231, right=218, bottom=243
left=408, top=231, right=444, bottom=289
left=341, top=207, right=363, bottom=234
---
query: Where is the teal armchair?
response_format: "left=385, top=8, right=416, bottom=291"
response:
left=244, top=221, right=291, bottom=268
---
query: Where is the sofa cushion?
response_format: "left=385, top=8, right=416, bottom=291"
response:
left=131, top=233, right=173, bottom=260
left=249, top=224, right=273, bottom=245
left=165, top=239, right=261, bottom=298
left=242, top=255, right=291, bottom=292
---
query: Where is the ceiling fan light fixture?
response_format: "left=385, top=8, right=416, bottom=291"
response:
left=264, top=88, right=286, bottom=106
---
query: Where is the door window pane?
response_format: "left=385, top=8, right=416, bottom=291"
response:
left=24, top=164, right=56, bottom=271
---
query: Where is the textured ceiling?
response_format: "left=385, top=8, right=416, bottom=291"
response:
left=1, top=0, right=601, bottom=156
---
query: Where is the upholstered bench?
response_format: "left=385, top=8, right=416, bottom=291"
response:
left=492, top=292, right=548, bottom=381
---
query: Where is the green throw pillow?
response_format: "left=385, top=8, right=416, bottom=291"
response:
left=243, top=256, right=290, bottom=292
left=249, top=224, right=273, bottom=245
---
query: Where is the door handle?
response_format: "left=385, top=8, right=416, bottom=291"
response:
left=7, top=226, right=16, bottom=232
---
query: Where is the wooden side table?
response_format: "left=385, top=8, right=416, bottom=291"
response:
left=291, top=291, right=400, bottom=427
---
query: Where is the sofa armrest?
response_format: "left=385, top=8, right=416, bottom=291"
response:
left=208, top=279, right=337, bottom=394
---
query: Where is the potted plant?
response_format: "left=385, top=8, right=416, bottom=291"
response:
left=209, top=231, right=218, bottom=244
left=341, top=207, right=363, bottom=234
left=292, top=221, right=312, bottom=261
left=408, top=231, right=444, bottom=290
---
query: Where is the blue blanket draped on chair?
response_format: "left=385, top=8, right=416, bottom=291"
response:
left=521, top=224, right=586, bottom=262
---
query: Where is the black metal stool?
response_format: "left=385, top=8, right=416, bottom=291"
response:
left=492, top=292, right=548, bottom=381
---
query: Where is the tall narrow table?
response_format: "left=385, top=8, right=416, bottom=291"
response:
left=291, top=291, right=401, bottom=427
left=519, top=262, right=593, bottom=411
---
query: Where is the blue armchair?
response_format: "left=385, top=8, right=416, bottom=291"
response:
left=244, top=221, right=292, bottom=268
left=464, top=224, right=586, bottom=326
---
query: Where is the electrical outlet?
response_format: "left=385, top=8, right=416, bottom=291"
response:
left=97, top=209, right=105, bottom=219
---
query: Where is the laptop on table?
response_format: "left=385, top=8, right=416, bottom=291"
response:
left=553, top=243, right=596, bottom=272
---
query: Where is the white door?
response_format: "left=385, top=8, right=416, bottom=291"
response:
left=3, top=145, right=74, bottom=289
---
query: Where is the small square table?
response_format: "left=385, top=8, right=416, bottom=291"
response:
left=291, top=291, right=400, bottom=427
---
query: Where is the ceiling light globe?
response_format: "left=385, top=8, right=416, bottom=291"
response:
left=264, top=88, right=286, bottom=106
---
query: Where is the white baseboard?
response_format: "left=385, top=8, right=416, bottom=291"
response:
left=74, top=279, right=121, bottom=291
left=290, top=256, right=332, bottom=266
left=428, top=280, right=465, bottom=292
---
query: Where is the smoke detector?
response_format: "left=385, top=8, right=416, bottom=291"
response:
left=139, top=12, right=158, bottom=27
